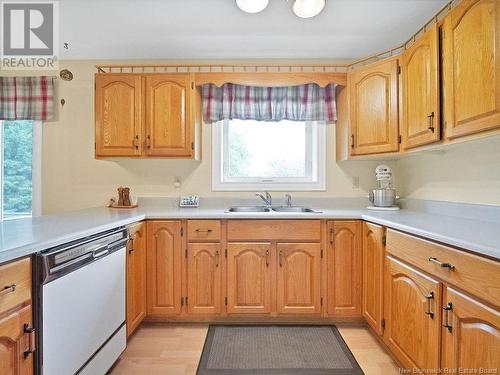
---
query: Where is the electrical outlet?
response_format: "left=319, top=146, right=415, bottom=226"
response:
left=352, top=176, right=360, bottom=189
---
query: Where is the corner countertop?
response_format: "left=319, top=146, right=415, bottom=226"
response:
left=0, top=197, right=498, bottom=263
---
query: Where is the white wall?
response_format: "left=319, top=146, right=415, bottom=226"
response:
left=397, top=136, right=500, bottom=206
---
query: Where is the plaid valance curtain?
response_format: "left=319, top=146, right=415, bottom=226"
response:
left=201, top=83, right=337, bottom=123
left=0, top=76, right=56, bottom=121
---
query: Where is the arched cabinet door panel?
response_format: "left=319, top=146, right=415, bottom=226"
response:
left=187, top=243, right=222, bottom=315
left=277, top=243, right=321, bottom=315
left=384, top=255, right=442, bottom=370
left=144, top=74, right=193, bottom=157
left=402, top=24, right=440, bottom=149
left=348, top=57, right=400, bottom=155
left=442, top=287, right=500, bottom=371
left=227, top=243, right=272, bottom=314
left=95, top=74, right=142, bottom=157
left=443, top=0, right=500, bottom=138
left=146, top=221, right=182, bottom=316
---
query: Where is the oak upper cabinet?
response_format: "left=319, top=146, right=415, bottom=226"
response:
left=327, top=221, right=362, bottom=317
left=277, top=243, right=321, bottom=315
left=362, top=222, right=385, bottom=335
left=187, top=243, right=222, bottom=315
left=442, top=287, right=500, bottom=371
left=226, top=243, right=272, bottom=314
left=144, top=74, right=194, bottom=157
left=384, top=255, right=442, bottom=370
left=126, top=222, right=147, bottom=337
left=401, top=24, right=441, bottom=149
left=95, top=74, right=142, bottom=157
left=146, top=221, right=183, bottom=317
left=349, top=57, right=400, bottom=155
left=442, top=0, right=500, bottom=139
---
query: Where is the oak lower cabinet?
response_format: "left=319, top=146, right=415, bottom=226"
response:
left=442, top=287, right=500, bottom=371
left=146, top=221, right=183, bottom=317
left=384, top=255, right=442, bottom=370
left=0, top=257, right=34, bottom=375
left=442, top=0, right=500, bottom=139
left=226, top=243, right=272, bottom=314
left=327, top=221, right=362, bottom=317
left=348, top=57, right=400, bottom=155
left=126, top=222, right=147, bottom=337
left=187, top=243, right=223, bottom=315
left=362, top=222, right=385, bottom=335
left=277, top=243, right=322, bottom=314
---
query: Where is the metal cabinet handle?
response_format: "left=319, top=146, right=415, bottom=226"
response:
left=427, top=112, right=435, bottom=132
left=279, top=250, right=283, bottom=267
left=215, top=251, right=220, bottom=267
left=265, top=250, right=269, bottom=267
left=23, top=324, right=36, bottom=359
left=127, top=237, right=134, bottom=254
left=428, top=257, right=455, bottom=270
left=443, top=302, right=453, bottom=332
left=0, top=284, right=16, bottom=297
left=195, top=229, right=213, bottom=233
left=425, top=291, right=434, bottom=319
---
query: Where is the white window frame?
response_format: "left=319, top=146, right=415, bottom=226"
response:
left=0, top=120, right=42, bottom=220
left=212, top=119, right=326, bottom=191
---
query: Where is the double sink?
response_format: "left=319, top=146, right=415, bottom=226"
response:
left=227, top=206, right=319, bottom=213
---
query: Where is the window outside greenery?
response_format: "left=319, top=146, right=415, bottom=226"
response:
left=2, top=120, right=34, bottom=220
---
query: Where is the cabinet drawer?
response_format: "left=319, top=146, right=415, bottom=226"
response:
left=227, top=220, right=321, bottom=241
left=187, top=220, right=221, bottom=242
left=386, top=229, right=500, bottom=306
left=0, top=257, right=32, bottom=314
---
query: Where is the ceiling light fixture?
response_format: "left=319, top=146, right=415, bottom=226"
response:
left=236, top=0, right=269, bottom=14
left=293, top=0, right=325, bottom=18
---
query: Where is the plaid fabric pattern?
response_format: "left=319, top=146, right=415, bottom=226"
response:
left=201, top=83, right=337, bottom=123
left=0, top=76, right=55, bottom=120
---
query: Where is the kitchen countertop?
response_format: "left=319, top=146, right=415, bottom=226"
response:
left=0, top=197, right=498, bottom=263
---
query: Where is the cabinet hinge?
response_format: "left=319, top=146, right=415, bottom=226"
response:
left=185, top=297, right=188, bottom=306
left=381, top=318, right=386, bottom=329
left=225, top=249, right=228, bottom=258
left=397, top=65, right=401, bottom=75
left=181, top=297, right=184, bottom=306
left=185, top=248, right=188, bottom=258
left=191, top=141, right=194, bottom=150
left=181, top=227, right=184, bottom=236
left=320, top=249, right=324, bottom=258
left=191, top=81, right=194, bottom=90
left=320, top=297, right=323, bottom=306
left=225, top=297, right=228, bottom=306
left=382, top=234, right=387, bottom=246
left=398, top=135, right=402, bottom=144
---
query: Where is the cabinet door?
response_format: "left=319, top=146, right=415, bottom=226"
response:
left=146, top=221, right=182, bottom=316
left=443, top=0, right=500, bottom=139
left=402, top=24, right=440, bottom=149
left=327, top=221, right=362, bottom=317
left=187, top=243, right=222, bottom=315
left=277, top=243, right=321, bottom=315
left=126, top=222, right=147, bottom=337
left=0, top=305, right=34, bottom=375
left=95, top=74, right=142, bottom=157
left=442, top=287, right=500, bottom=371
left=349, top=58, right=399, bottom=155
left=384, top=255, right=442, bottom=370
left=362, top=222, right=385, bottom=335
left=227, top=243, right=272, bottom=314
left=144, top=74, right=193, bottom=157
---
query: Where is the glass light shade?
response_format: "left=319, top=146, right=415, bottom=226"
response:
left=236, top=0, right=269, bottom=13
left=293, top=0, right=325, bottom=18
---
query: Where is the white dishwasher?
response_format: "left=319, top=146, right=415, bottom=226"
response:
left=35, top=227, right=128, bottom=375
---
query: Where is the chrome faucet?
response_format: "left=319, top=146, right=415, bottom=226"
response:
left=256, top=191, right=272, bottom=207
left=285, top=193, right=292, bottom=208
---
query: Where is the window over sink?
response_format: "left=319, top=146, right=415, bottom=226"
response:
left=0, top=120, right=42, bottom=220
left=212, top=119, right=326, bottom=191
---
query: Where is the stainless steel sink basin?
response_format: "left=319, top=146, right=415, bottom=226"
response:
left=271, top=207, right=319, bottom=213
left=227, top=206, right=271, bottom=213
